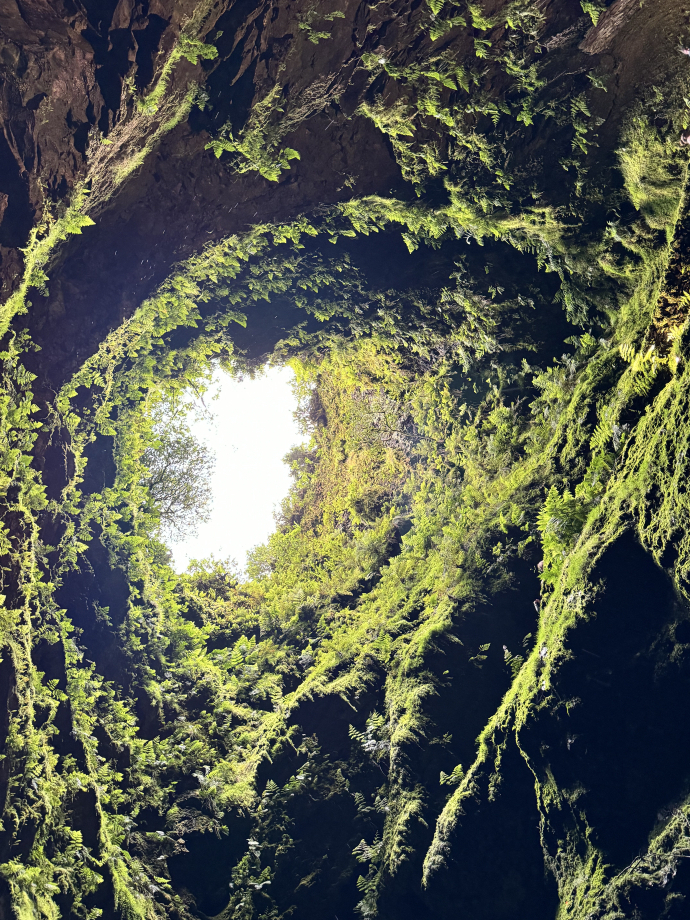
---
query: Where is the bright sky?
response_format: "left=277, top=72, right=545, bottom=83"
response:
left=171, top=365, right=302, bottom=572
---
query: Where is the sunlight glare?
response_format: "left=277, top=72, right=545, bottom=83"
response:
left=171, top=365, right=301, bottom=572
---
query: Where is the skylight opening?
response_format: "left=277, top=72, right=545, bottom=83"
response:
left=170, top=364, right=301, bottom=573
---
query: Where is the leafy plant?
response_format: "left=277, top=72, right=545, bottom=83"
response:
left=205, top=84, right=301, bottom=181
left=0, top=186, right=95, bottom=336
left=440, top=763, right=464, bottom=785
left=580, top=1, right=605, bottom=25
left=297, top=7, right=345, bottom=44
left=139, top=400, right=215, bottom=541
left=137, top=35, right=218, bottom=115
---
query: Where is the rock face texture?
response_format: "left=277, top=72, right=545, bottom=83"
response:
left=2, top=1, right=690, bottom=919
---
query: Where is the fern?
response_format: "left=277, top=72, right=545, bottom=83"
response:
left=619, top=341, right=636, bottom=363
left=591, top=418, right=613, bottom=453
left=467, top=2, right=497, bottom=30
left=628, top=346, right=659, bottom=398
left=538, top=486, right=590, bottom=584
left=503, top=646, right=525, bottom=679
left=440, top=763, right=464, bottom=785
left=580, top=0, right=605, bottom=25
left=137, top=35, right=217, bottom=115
left=0, top=185, right=95, bottom=336
left=298, top=8, right=345, bottom=43
left=429, top=14, right=466, bottom=41
left=205, top=85, right=301, bottom=181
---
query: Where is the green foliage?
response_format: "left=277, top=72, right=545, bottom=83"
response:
left=580, top=1, right=605, bottom=25
left=206, top=84, right=301, bottom=181
left=357, top=97, right=446, bottom=189
left=359, top=0, right=567, bottom=195
left=537, top=486, right=590, bottom=585
left=619, top=122, right=686, bottom=234
left=439, top=763, right=464, bottom=786
left=467, top=2, right=498, bottom=31
left=349, top=713, right=391, bottom=763
left=137, top=34, right=218, bottom=115
left=0, top=186, right=95, bottom=337
left=139, top=399, right=215, bottom=541
left=297, top=7, right=345, bottom=44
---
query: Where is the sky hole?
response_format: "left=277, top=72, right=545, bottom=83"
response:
left=171, top=365, right=301, bottom=572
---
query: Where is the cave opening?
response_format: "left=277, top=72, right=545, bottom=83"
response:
left=169, top=363, right=301, bottom=572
